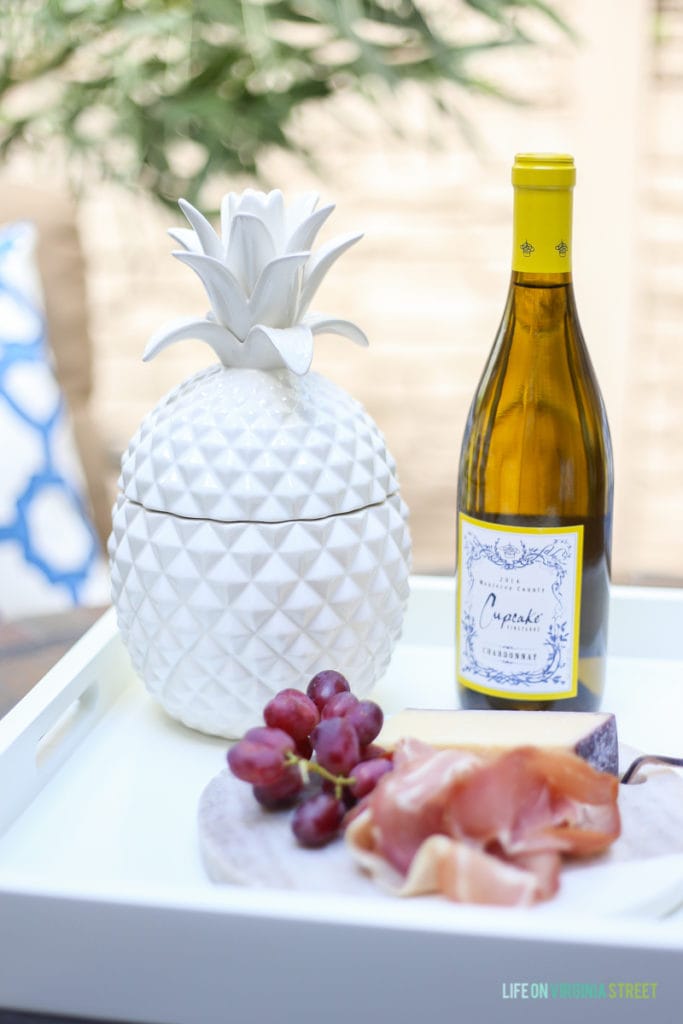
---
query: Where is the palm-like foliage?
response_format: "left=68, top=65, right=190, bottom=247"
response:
left=0, top=0, right=570, bottom=208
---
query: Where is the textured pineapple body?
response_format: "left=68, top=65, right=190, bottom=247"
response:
left=109, top=366, right=411, bottom=737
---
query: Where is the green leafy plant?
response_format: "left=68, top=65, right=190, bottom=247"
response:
left=0, top=0, right=570, bottom=208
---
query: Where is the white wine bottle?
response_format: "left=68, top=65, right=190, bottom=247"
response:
left=456, top=154, right=613, bottom=712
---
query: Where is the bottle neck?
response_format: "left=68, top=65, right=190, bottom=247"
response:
left=512, top=185, right=573, bottom=276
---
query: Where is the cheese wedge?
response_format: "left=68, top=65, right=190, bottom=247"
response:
left=377, top=709, right=618, bottom=775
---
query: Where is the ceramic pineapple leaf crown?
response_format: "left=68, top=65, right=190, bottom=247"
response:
left=143, top=189, right=369, bottom=375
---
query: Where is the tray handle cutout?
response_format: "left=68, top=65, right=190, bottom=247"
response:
left=36, top=680, right=100, bottom=773
left=0, top=610, right=126, bottom=836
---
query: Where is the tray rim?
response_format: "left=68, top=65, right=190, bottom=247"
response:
left=2, top=884, right=681, bottom=1024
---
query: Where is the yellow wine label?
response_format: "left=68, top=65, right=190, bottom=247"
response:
left=512, top=184, right=573, bottom=274
left=456, top=514, right=583, bottom=700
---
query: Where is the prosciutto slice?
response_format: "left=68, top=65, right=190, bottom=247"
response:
left=345, top=740, right=621, bottom=906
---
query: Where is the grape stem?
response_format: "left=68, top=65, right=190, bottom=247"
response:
left=284, top=751, right=355, bottom=800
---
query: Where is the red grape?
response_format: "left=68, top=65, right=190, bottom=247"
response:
left=291, top=792, right=346, bottom=847
left=347, top=700, right=383, bottom=747
left=243, top=726, right=296, bottom=757
left=264, top=689, right=319, bottom=741
left=306, top=670, right=350, bottom=712
left=253, top=767, right=304, bottom=810
left=226, top=669, right=390, bottom=847
left=311, top=717, right=360, bottom=776
left=227, top=739, right=289, bottom=786
left=349, top=758, right=393, bottom=799
left=321, top=692, right=359, bottom=720
left=360, top=743, right=390, bottom=762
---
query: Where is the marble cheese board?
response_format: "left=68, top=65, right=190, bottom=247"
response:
left=0, top=578, right=682, bottom=1024
left=197, top=755, right=683, bottom=918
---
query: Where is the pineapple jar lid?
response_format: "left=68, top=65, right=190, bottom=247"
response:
left=121, top=189, right=399, bottom=522
left=120, top=365, right=399, bottom=523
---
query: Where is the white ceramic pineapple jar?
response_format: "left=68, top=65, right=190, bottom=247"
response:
left=109, top=190, right=411, bottom=738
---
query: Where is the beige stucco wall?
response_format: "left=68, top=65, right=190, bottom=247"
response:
left=4, top=0, right=683, bottom=583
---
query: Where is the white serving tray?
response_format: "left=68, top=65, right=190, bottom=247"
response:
left=0, top=577, right=682, bottom=1024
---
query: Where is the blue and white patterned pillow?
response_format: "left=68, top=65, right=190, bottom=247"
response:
left=0, top=220, right=109, bottom=620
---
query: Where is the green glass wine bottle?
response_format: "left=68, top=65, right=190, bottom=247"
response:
left=456, top=154, right=613, bottom=711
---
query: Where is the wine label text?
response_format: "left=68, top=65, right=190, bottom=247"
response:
left=457, top=515, right=583, bottom=699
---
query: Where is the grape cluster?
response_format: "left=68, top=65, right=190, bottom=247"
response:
left=227, top=670, right=393, bottom=847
